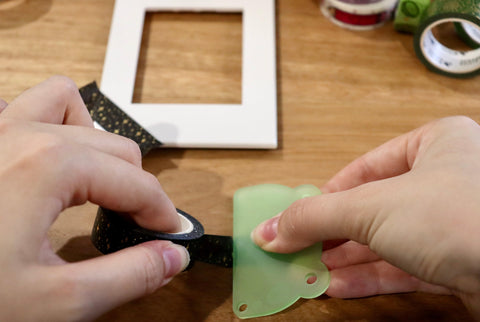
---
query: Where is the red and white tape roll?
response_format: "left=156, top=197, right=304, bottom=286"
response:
left=321, top=0, right=398, bottom=30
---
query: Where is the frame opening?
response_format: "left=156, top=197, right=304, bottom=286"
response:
left=133, top=11, right=243, bottom=104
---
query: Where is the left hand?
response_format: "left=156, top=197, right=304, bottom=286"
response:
left=0, top=76, right=189, bottom=322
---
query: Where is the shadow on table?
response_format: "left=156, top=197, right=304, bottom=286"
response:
left=57, top=236, right=233, bottom=322
left=0, top=0, right=52, bottom=29
left=100, top=261, right=232, bottom=321
left=56, top=235, right=102, bottom=262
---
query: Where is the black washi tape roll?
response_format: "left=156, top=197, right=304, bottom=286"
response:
left=91, top=207, right=233, bottom=268
left=91, top=208, right=204, bottom=254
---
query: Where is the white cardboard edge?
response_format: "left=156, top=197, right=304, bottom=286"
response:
left=101, top=0, right=277, bottom=149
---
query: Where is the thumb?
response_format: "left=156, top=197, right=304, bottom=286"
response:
left=61, top=240, right=189, bottom=320
left=251, top=185, right=380, bottom=253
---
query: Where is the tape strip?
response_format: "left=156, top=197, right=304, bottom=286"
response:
left=321, top=0, right=398, bottom=30
left=413, top=0, right=480, bottom=78
left=91, top=207, right=233, bottom=268
left=79, top=82, right=162, bottom=156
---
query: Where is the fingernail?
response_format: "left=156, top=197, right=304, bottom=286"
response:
left=162, top=244, right=190, bottom=279
left=251, top=215, right=280, bottom=246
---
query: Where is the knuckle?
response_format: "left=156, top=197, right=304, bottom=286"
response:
left=47, top=75, right=79, bottom=105
left=48, top=75, right=78, bottom=93
left=144, top=171, right=162, bottom=191
left=356, top=156, right=374, bottom=183
left=137, top=246, right=164, bottom=295
left=124, top=138, right=142, bottom=166
left=446, top=115, right=475, bottom=126
left=280, top=199, right=310, bottom=238
left=437, top=115, right=477, bottom=132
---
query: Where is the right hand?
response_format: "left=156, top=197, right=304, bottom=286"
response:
left=252, top=116, right=480, bottom=318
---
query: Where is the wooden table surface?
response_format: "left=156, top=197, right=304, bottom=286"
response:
left=0, top=0, right=477, bottom=320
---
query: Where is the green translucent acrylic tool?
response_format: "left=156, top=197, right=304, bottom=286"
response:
left=232, top=184, right=330, bottom=319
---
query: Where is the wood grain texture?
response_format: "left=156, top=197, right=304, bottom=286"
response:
left=133, top=12, right=242, bottom=104
left=0, top=0, right=477, bottom=320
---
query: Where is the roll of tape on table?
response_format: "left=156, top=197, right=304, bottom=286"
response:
left=413, top=0, right=480, bottom=78
left=394, top=0, right=431, bottom=33
left=321, top=0, right=398, bottom=30
left=91, top=207, right=233, bottom=268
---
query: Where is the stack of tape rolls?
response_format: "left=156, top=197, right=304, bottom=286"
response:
left=413, top=0, right=480, bottom=78
left=320, top=0, right=399, bottom=30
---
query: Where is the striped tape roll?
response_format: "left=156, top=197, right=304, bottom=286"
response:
left=321, top=0, right=398, bottom=30
left=413, top=0, right=480, bottom=78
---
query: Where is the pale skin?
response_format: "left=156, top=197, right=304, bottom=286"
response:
left=252, top=116, right=480, bottom=319
left=2, top=77, right=479, bottom=320
left=0, top=76, right=190, bottom=322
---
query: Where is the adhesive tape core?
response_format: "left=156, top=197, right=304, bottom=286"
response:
left=171, top=212, right=194, bottom=235
left=419, top=18, right=480, bottom=74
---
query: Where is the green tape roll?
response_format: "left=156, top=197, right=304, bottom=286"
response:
left=413, top=0, right=480, bottom=78
left=394, top=0, right=431, bottom=34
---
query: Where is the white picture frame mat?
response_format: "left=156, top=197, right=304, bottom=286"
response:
left=101, top=0, right=277, bottom=148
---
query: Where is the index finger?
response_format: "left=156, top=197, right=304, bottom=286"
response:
left=1, top=76, right=93, bottom=127
left=321, top=122, right=433, bottom=193
left=252, top=121, right=435, bottom=253
left=7, top=142, right=181, bottom=252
